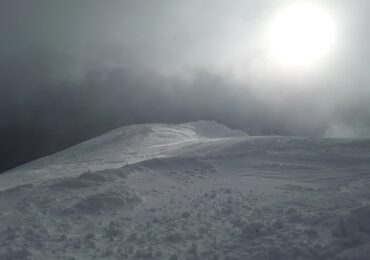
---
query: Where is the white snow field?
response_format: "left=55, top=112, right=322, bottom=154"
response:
left=1, top=121, right=370, bottom=260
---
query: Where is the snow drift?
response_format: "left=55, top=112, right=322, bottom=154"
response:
left=1, top=121, right=370, bottom=259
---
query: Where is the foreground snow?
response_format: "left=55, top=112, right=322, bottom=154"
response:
left=1, top=121, right=370, bottom=259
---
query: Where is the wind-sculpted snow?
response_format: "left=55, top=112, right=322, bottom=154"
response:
left=0, top=121, right=246, bottom=190
left=1, top=121, right=370, bottom=259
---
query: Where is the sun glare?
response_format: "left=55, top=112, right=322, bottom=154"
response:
left=267, top=3, right=337, bottom=70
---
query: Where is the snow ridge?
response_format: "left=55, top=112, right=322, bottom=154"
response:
left=0, top=121, right=246, bottom=190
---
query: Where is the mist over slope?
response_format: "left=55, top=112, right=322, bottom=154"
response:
left=1, top=121, right=370, bottom=259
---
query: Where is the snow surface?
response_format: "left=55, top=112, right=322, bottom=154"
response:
left=1, top=120, right=370, bottom=259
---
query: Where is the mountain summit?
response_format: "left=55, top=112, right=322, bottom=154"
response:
left=1, top=121, right=247, bottom=190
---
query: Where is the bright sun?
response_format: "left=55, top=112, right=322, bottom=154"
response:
left=267, top=3, right=337, bottom=69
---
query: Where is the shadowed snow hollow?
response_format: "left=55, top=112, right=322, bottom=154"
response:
left=1, top=121, right=370, bottom=260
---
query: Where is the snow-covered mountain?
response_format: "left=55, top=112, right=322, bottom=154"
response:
left=1, top=121, right=370, bottom=259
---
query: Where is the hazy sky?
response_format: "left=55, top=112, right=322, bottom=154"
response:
left=1, top=0, right=370, bottom=171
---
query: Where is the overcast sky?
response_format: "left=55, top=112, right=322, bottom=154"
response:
left=1, top=0, right=370, bottom=172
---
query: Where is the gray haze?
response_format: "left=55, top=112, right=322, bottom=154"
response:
left=1, top=0, right=370, bottom=171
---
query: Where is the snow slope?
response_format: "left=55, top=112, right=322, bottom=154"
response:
left=1, top=121, right=370, bottom=259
